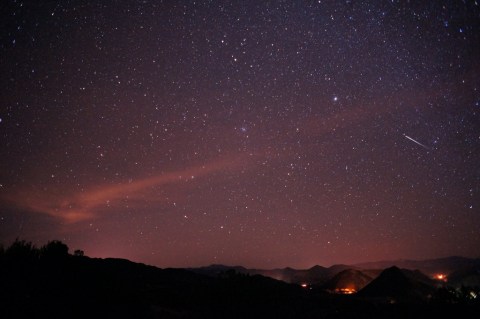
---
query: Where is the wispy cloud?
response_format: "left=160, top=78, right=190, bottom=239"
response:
left=4, top=88, right=439, bottom=224
left=4, top=155, right=248, bottom=223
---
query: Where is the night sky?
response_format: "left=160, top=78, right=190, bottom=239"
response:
left=1, top=0, right=479, bottom=269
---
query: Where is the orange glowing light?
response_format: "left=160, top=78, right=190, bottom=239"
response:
left=335, top=288, right=356, bottom=294
left=434, top=274, right=447, bottom=281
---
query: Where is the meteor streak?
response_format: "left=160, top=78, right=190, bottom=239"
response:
left=404, top=134, right=430, bottom=150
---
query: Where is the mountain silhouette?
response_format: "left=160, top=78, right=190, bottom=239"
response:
left=447, top=265, right=480, bottom=288
left=1, top=240, right=479, bottom=318
left=354, top=257, right=480, bottom=276
left=358, top=266, right=435, bottom=302
left=190, top=257, right=480, bottom=287
left=322, top=269, right=374, bottom=293
left=192, top=264, right=355, bottom=285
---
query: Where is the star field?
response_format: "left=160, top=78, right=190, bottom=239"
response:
left=1, top=0, right=479, bottom=268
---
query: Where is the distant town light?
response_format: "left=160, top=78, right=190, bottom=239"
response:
left=335, top=288, right=356, bottom=294
left=433, top=274, right=447, bottom=282
left=301, top=283, right=308, bottom=288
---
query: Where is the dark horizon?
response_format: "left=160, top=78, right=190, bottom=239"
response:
left=1, top=238, right=478, bottom=270
left=3, top=239, right=479, bottom=319
left=1, top=1, right=479, bottom=270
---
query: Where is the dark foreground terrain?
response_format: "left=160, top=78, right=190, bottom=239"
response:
left=1, top=240, right=479, bottom=318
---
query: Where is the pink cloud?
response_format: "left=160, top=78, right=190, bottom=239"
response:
left=4, top=155, right=248, bottom=223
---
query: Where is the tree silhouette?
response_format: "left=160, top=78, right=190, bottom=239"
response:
left=5, top=239, right=39, bottom=263
left=0, top=244, right=4, bottom=264
left=40, top=240, right=69, bottom=260
left=74, top=249, right=84, bottom=257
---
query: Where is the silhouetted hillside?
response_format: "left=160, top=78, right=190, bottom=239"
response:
left=189, top=264, right=249, bottom=277
left=1, top=240, right=479, bottom=318
left=192, top=263, right=354, bottom=286
left=191, top=257, right=480, bottom=287
left=251, top=266, right=307, bottom=283
left=354, top=257, right=480, bottom=276
left=357, top=266, right=435, bottom=302
left=322, top=269, right=374, bottom=293
left=448, top=266, right=480, bottom=288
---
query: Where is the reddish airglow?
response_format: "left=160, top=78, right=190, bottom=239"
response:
left=1, top=0, right=479, bottom=270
